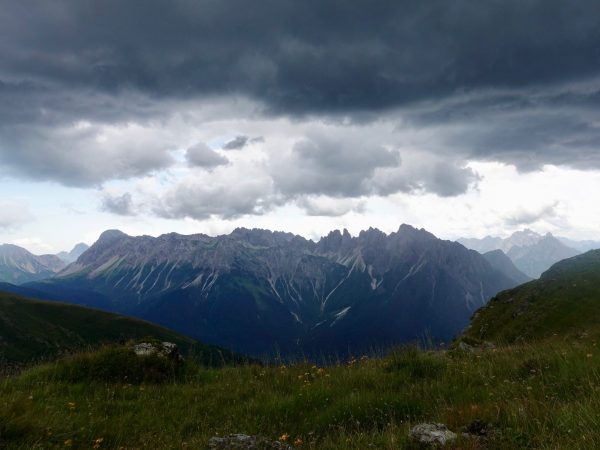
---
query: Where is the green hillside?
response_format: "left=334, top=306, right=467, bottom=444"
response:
left=463, top=250, right=600, bottom=344
left=0, top=291, right=238, bottom=366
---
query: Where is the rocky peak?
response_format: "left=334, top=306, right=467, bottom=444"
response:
left=97, top=229, right=129, bottom=244
left=395, top=224, right=437, bottom=242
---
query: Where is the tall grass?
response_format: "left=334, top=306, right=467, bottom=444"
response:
left=2, top=335, right=600, bottom=449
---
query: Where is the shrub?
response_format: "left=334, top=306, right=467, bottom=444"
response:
left=35, top=346, right=187, bottom=384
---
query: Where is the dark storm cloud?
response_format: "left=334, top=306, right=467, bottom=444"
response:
left=3, top=0, right=600, bottom=190
left=405, top=83, right=600, bottom=171
left=3, top=0, right=600, bottom=113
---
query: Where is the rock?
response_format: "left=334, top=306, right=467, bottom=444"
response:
left=207, top=434, right=293, bottom=449
left=133, top=341, right=183, bottom=362
left=458, top=341, right=475, bottom=353
left=409, top=423, right=457, bottom=446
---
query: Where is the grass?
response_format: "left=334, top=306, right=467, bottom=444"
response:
left=2, top=333, right=600, bottom=449
left=0, top=292, right=244, bottom=368
left=464, top=250, right=600, bottom=344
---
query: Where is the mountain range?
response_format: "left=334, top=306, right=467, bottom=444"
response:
left=459, top=230, right=581, bottom=278
left=0, top=243, right=89, bottom=285
left=8, top=225, right=522, bottom=357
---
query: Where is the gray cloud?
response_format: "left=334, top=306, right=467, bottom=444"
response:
left=101, top=192, right=136, bottom=216
left=404, top=82, right=600, bottom=171
left=3, top=1, right=600, bottom=114
left=271, top=134, right=400, bottom=198
left=1, top=0, right=600, bottom=198
left=222, top=135, right=265, bottom=150
left=223, top=136, right=250, bottom=150
left=505, top=202, right=559, bottom=227
left=185, top=142, right=229, bottom=168
left=0, top=122, right=174, bottom=186
left=154, top=173, right=274, bottom=220
left=296, top=196, right=365, bottom=217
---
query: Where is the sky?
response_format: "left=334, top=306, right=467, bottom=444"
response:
left=2, top=0, right=600, bottom=254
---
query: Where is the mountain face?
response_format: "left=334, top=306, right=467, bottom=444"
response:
left=557, top=237, right=600, bottom=253
left=56, top=243, right=90, bottom=263
left=0, top=244, right=66, bottom=285
left=507, top=234, right=580, bottom=279
left=463, top=250, right=600, bottom=344
left=482, top=250, right=531, bottom=285
left=27, top=225, right=518, bottom=357
left=459, top=230, right=580, bottom=278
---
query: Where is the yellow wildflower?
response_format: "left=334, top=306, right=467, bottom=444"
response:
left=64, top=439, right=73, bottom=447
left=279, top=433, right=290, bottom=442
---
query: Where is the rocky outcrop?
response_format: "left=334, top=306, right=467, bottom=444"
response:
left=409, top=423, right=457, bottom=446
left=133, top=341, right=183, bottom=362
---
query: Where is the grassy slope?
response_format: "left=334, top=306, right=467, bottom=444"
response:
left=463, top=250, right=600, bottom=344
left=2, top=337, right=600, bottom=449
left=0, top=291, right=238, bottom=366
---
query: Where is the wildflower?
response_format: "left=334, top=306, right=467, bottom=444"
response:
left=279, top=433, right=290, bottom=442
left=587, top=353, right=593, bottom=358
left=93, top=437, right=104, bottom=449
left=294, top=437, right=303, bottom=445
left=68, top=402, right=76, bottom=410
left=64, top=439, right=73, bottom=447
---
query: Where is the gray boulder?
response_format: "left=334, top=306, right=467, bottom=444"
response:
left=409, top=423, right=457, bottom=446
left=133, top=341, right=183, bottom=362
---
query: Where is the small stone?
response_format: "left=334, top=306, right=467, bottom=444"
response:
left=409, top=423, right=457, bottom=446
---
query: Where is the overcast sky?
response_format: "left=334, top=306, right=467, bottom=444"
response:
left=2, top=0, right=600, bottom=253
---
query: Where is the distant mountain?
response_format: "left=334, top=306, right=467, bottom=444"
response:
left=507, top=234, right=580, bottom=279
left=0, top=289, right=242, bottom=366
left=557, top=237, right=600, bottom=253
left=459, top=230, right=580, bottom=278
left=22, top=225, right=518, bottom=357
left=0, top=244, right=65, bottom=285
left=463, top=250, right=600, bottom=344
left=459, top=229, right=542, bottom=254
left=56, top=243, right=90, bottom=263
left=482, top=250, right=531, bottom=285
